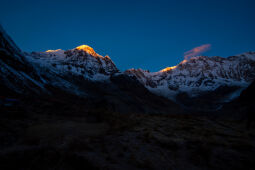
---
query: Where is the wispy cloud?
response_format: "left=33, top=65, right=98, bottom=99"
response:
left=184, top=44, right=211, bottom=60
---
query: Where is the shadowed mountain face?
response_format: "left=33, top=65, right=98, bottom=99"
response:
left=238, top=80, right=255, bottom=104
left=216, top=80, right=255, bottom=121
left=235, top=80, right=255, bottom=118
left=0, top=25, right=47, bottom=96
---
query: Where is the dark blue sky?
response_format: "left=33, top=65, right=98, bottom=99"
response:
left=1, top=0, right=254, bottom=71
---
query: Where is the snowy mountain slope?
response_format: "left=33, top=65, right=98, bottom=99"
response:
left=27, top=45, right=119, bottom=81
left=19, top=45, right=120, bottom=95
left=125, top=53, right=255, bottom=103
left=25, top=47, right=181, bottom=113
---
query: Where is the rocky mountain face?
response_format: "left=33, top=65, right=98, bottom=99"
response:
left=22, top=44, right=120, bottom=96
left=125, top=54, right=255, bottom=110
left=28, top=45, right=119, bottom=80
left=126, top=55, right=255, bottom=96
left=0, top=26, right=180, bottom=114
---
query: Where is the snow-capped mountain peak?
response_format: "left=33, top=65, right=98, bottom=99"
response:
left=74, top=45, right=98, bottom=57
left=27, top=44, right=119, bottom=83
left=125, top=52, right=255, bottom=102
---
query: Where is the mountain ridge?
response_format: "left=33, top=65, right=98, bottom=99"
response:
left=1, top=25, right=255, bottom=111
left=125, top=53, right=255, bottom=98
left=0, top=25, right=182, bottom=114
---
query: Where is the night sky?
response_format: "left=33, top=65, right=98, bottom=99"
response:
left=1, top=0, right=254, bottom=71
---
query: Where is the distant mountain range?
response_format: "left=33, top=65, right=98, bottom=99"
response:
left=1, top=25, right=254, bottom=112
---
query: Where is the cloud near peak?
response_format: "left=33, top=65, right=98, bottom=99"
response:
left=184, top=44, right=211, bottom=60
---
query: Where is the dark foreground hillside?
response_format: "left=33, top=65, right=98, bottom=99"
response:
left=0, top=97, right=255, bottom=170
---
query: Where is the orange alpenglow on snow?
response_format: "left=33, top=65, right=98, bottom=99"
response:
left=181, top=59, right=188, bottom=64
left=75, top=45, right=97, bottom=56
left=46, top=49, right=62, bottom=53
left=160, top=66, right=177, bottom=72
